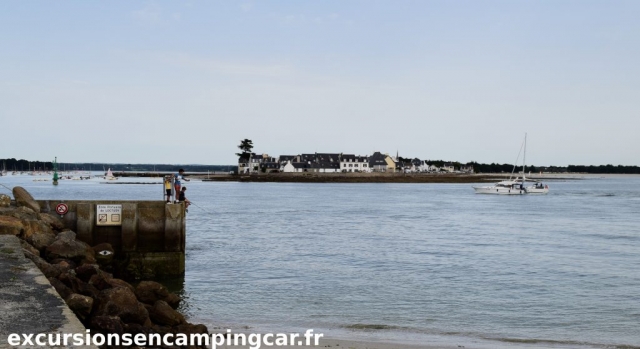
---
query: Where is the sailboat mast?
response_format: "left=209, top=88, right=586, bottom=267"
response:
left=523, top=133, right=527, bottom=182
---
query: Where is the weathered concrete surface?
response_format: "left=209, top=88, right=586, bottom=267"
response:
left=36, top=200, right=186, bottom=279
left=0, top=235, right=97, bottom=349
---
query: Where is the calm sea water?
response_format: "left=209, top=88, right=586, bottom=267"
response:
left=2, top=175, right=639, bottom=349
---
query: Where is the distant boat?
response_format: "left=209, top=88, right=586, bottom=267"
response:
left=473, top=134, right=549, bottom=195
left=104, top=168, right=118, bottom=180
left=473, top=179, right=526, bottom=195
left=525, top=182, right=549, bottom=194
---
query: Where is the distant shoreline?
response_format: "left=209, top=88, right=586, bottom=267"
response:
left=100, top=172, right=640, bottom=183
left=192, top=173, right=593, bottom=183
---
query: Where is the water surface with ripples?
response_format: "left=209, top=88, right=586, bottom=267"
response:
left=3, top=175, right=639, bottom=348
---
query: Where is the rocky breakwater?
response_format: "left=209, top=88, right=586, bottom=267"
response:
left=0, top=187, right=209, bottom=349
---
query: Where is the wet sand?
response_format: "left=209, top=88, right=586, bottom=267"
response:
left=213, top=336, right=464, bottom=349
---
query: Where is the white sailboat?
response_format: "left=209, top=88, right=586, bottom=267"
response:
left=473, top=179, right=525, bottom=195
left=104, top=168, right=118, bottom=180
left=522, top=134, right=549, bottom=194
left=473, top=134, right=548, bottom=195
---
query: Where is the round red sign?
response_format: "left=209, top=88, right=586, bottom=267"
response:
left=55, top=203, right=69, bottom=215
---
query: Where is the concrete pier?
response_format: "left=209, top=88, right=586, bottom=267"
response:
left=37, top=200, right=186, bottom=279
left=0, top=235, right=96, bottom=349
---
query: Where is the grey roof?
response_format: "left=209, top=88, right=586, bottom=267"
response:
left=369, top=152, right=388, bottom=166
left=316, top=153, right=340, bottom=162
left=278, top=155, right=296, bottom=162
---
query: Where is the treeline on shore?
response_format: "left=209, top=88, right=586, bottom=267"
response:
left=413, top=160, right=640, bottom=174
left=0, top=158, right=233, bottom=173
left=567, top=164, right=640, bottom=174
left=3, top=158, right=640, bottom=174
left=1, top=158, right=52, bottom=171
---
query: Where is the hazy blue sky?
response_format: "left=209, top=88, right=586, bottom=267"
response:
left=1, top=1, right=638, bottom=165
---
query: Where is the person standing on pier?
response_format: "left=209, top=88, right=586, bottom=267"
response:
left=174, top=169, right=189, bottom=203
left=164, top=175, right=173, bottom=203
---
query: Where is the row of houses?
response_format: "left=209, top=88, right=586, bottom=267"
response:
left=238, top=152, right=474, bottom=174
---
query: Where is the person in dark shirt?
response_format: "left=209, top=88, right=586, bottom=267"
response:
left=178, top=186, right=191, bottom=212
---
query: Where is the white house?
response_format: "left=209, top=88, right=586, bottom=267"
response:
left=417, top=160, right=430, bottom=172
left=340, top=154, right=370, bottom=172
left=282, top=161, right=297, bottom=173
left=278, top=156, right=296, bottom=170
left=441, top=163, right=456, bottom=172
left=237, top=153, right=255, bottom=174
left=460, top=165, right=474, bottom=173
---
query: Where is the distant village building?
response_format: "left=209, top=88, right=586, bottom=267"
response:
left=237, top=153, right=273, bottom=173
left=441, top=163, right=456, bottom=172
left=369, top=152, right=390, bottom=172
left=340, top=154, right=370, bottom=172
left=237, top=153, right=253, bottom=174
left=460, top=165, right=474, bottom=173
left=238, top=150, right=465, bottom=175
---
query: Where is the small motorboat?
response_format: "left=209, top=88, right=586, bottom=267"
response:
left=525, top=182, right=549, bottom=194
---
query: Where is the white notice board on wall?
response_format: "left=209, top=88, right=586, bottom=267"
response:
left=96, top=204, right=122, bottom=226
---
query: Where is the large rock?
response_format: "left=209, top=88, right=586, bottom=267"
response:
left=123, top=323, right=150, bottom=336
left=107, top=278, right=135, bottom=293
left=50, top=258, right=77, bottom=270
left=75, top=264, right=99, bottom=282
left=49, top=277, right=74, bottom=300
left=97, top=287, right=149, bottom=325
left=21, top=219, right=54, bottom=242
left=20, top=239, right=40, bottom=256
left=92, top=243, right=114, bottom=268
left=149, top=300, right=185, bottom=326
left=89, top=271, right=113, bottom=290
left=27, top=230, right=57, bottom=252
left=51, top=259, right=76, bottom=275
left=58, top=273, right=100, bottom=299
left=38, top=213, right=65, bottom=230
left=91, top=316, right=124, bottom=335
left=23, top=250, right=59, bottom=278
left=0, top=194, right=10, bottom=207
left=46, top=264, right=72, bottom=279
left=0, top=215, right=23, bottom=236
left=12, top=186, right=40, bottom=212
left=135, top=281, right=181, bottom=309
left=8, top=206, right=38, bottom=221
left=65, top=293, right=94, bottom=320
left=56, top=230, right=76, bottom=241
left=46, top=236, right=96, bottom=264
left=174, top=323, right=209, bottom=336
